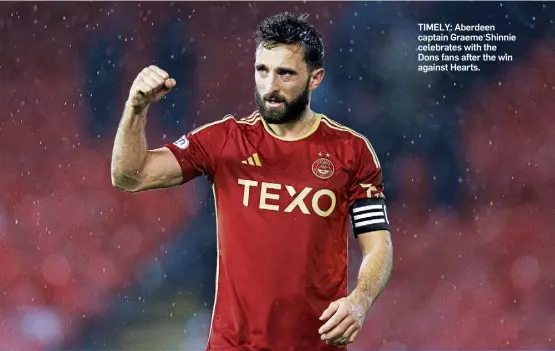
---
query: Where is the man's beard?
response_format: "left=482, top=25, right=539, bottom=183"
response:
left=254, top=80, right=310, bottom=125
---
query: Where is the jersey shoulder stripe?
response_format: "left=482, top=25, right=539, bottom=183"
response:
left=240, top=110, right=259, bottom=122
left=320, top=115, right=380, bottom=168
left=190, top=114, right=235, bottom=135
left=190, top=111, right=261, bottom=136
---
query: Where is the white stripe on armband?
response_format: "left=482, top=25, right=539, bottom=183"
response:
left=349, top=198, right=390, bottom=236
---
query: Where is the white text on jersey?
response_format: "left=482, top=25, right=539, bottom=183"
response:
left=237, top=179, right=337, bottom=217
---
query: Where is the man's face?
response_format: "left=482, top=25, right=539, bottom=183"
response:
left=254, top=43, right=312, bottom=124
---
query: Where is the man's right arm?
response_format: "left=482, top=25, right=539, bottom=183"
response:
left=111, top=103, right=184, bottom=192
left=111, top=65, right=181, bottom=192
left=111, top=65, right=234, bottom=192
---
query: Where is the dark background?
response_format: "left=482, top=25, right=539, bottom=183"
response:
left=1, top=2, right=554, bottom=350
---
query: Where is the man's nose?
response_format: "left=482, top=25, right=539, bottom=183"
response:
left=266, top=72, right=280, bottom=92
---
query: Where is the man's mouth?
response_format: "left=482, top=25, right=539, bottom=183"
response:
left=266, top=98, right=284, bottom=107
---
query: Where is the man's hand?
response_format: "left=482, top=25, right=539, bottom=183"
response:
left=128, top=65, right=176, bottom=109
left=318, top=293, right=372, bottom=346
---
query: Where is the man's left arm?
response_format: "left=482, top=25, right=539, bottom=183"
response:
left=319, top=136, right=393, bottom=345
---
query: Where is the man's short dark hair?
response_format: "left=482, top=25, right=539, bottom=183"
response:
left=254, top=12, right=324, bottom=70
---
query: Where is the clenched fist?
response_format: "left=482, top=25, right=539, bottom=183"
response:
left=127, top=65, right=176, bottom=109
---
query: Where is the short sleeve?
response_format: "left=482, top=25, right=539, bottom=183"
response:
left=164, top=116, right=236, bottom=184
left=347, top=137, right=390, bottom=237
left=347, top=137, right=385, bottom=204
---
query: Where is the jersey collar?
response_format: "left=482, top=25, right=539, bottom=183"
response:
left=259, top=112, right=321, bottom=142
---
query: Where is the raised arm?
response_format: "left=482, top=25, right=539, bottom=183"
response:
left=111, top=65, right=182, bottom=192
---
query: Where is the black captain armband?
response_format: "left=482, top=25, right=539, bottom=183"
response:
left=349, top=198, right=390, bottom=237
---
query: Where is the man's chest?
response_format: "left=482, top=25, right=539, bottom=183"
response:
left=215, top=134, right=352, bottom=217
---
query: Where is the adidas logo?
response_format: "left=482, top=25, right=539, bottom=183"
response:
left=242, top=153, right=262, bottom=166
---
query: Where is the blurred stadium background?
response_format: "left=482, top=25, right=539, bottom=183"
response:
left=1, top=1, right=554, bottom=350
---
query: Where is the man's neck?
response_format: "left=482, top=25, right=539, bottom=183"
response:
left=266, top=108, right=316, bottom=140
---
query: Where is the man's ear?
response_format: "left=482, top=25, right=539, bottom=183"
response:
left=309, top=68, right=325, bottom=91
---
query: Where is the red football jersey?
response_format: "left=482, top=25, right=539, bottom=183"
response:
left=164, top=111, right=387, bottom=351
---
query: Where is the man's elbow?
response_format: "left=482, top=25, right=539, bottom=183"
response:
left=111, top=172, right=142, bottom=193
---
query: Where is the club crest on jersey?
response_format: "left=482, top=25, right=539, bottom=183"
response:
left=173, top=135, right=189, bottom=150
left=312, top=153, right=334, bottom=180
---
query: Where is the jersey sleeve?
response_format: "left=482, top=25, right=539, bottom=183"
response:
left=164, top=116, right=236, bottom=184
left=347, top=137, right=390, bottom=237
